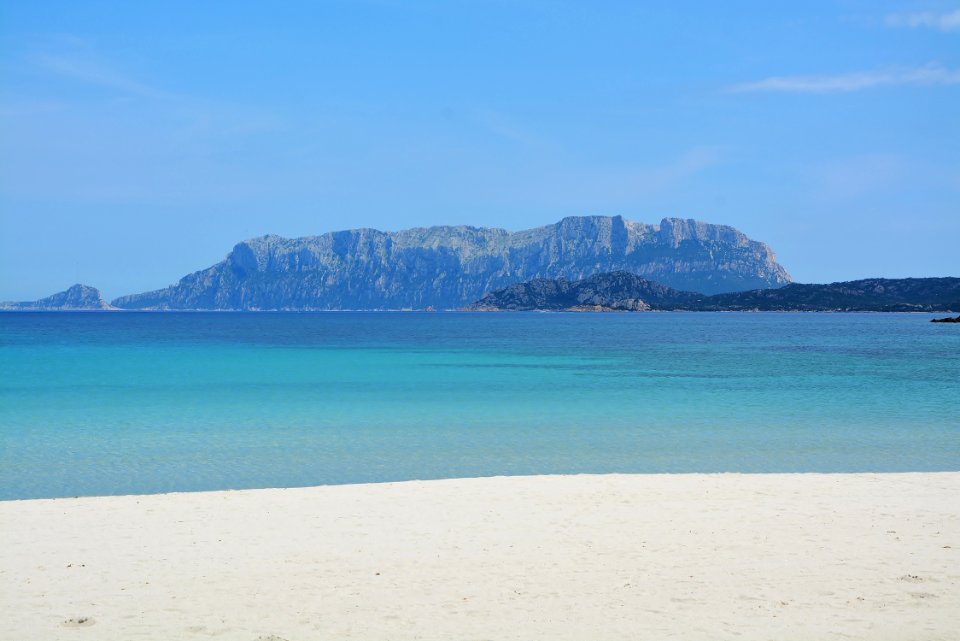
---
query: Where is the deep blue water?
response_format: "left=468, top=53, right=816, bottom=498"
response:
left=1, top=312, right=958, bottom=499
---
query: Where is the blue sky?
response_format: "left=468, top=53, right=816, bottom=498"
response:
left=1, top=0, right=958, bottom=300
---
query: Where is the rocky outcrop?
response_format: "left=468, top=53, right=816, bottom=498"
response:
left=112, top=216, right=791, bottom=310
left=471, top=275, right=960, bottom=313
left=931, top=315, right=960, bottom=323
left=1, top=284, right=113, bottom=310
left=468, top=271, right=699, bottom=311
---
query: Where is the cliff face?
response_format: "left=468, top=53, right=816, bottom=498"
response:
left=1, top=284, right=113, bottom=310
left=471, top=275, right=960, bottom=313
left=112, top=216, right=791, bottom=310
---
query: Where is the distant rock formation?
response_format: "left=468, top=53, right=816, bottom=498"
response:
left=470, top=274, right=960, bottom=313
left=468, top=271, right=698, bottom=311
left=931, top=315, right=960, bottom=323
left=696, top=278, right=960, bottom=312
left=111, top=216, right=791, bottom=310
left=0, top=284, right=114, bottom=311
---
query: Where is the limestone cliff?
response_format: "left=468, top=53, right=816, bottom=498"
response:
left=112, top=216, right=791, bottom=310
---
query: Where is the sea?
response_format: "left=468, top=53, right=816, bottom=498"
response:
left=1, top=312, right=958, bottom=500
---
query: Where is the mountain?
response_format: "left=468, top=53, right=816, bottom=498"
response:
left=469, top=271, right=699, bottom=311
left=470, top=275, right=960, bottom=313
left=8, top=275, right=956, bottom=314
left=111, top=216, right=790, bottom=310
left=0, top=284, right=114, bottom=311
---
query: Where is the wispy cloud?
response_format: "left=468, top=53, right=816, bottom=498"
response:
left=728, top=64, right=960, bottom=93
left=544, top=147, right=724, bottom=203
left=638, top=146, right=722, bottom=187
left=30, top=53, right=177, bottom=100
left=0, top=100, right=68, bottom=118
left=471, top=108, right=547, bottom=148
left=885, top=9, right=960, bottom=32
left=23, top=46, right=282, bottom=136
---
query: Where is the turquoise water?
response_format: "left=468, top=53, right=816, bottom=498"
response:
left=1, top=312, right=958, bottom=499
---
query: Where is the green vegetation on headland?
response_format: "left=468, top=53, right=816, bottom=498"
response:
left=468, top=272, right=960, bottom=313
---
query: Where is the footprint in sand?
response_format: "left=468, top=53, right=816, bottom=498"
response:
left=899, top=574, right=926, bottom=583
left=62, top=617, right=96, bottom=628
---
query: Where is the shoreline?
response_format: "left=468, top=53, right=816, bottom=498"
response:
left=2, top=308, right=958, bottom=313
left=4, top=469, right=960, bottom=503
left=2, top=472, right=957, bottom=640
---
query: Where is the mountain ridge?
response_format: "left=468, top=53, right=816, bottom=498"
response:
left=109, top=216, right=790, bottom=310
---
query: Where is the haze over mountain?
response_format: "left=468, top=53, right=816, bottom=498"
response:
left=109, top=216, right=790, bottom=310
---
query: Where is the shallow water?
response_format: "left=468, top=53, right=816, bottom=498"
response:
left=1, top=312, right=958, bottom=499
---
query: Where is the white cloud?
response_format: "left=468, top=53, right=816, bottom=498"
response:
left=886, top=9, right=960, bottom=32
left=728, top=64, right=960, bottom=93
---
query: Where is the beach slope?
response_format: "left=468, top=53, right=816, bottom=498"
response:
left=1, top=473, right=957, bottom=640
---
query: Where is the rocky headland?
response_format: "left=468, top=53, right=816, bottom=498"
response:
left=470, top=274, right=960, bottom=313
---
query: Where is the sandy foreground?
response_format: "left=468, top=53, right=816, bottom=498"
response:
left=1, top=473, right=958, bottom=641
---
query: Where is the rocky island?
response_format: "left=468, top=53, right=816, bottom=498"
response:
left=6, top=218, right=956, bottom=314
left=0, top=284, right=114, bottom=311
left=108, top=216, right=790, bottom=310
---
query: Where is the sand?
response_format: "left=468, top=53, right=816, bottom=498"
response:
left=1, top=473, right=957, bottom=640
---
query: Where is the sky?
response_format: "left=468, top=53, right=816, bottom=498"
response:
left=1, top=0, right=958, bottom=301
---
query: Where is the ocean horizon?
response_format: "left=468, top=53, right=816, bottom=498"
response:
left=2, top=311, right=958, bottom=500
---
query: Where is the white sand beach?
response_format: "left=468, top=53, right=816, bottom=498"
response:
left=1, top=473, right=957, bottom=641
